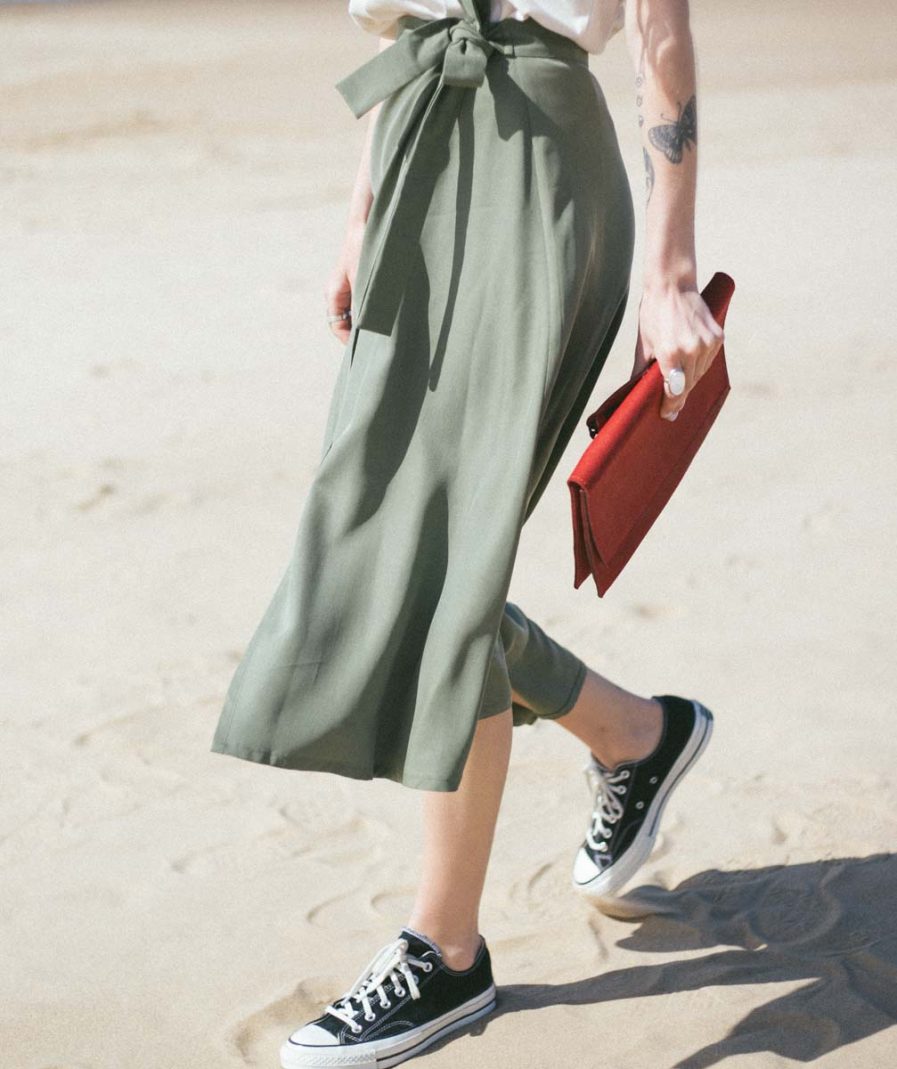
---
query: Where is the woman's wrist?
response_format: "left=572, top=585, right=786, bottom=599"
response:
left=642, top=222, right=696, bottom=291
left=345, top=109, right=379, bottom=232
left=643, top=247, right=697, bottom=292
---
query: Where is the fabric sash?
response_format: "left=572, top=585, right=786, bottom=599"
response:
left=333, top=0, right=587, bottom=336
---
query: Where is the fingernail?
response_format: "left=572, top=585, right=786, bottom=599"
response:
left=663, top=411, right=678, bottom=421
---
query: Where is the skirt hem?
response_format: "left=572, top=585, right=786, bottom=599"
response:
left=209, top=739, right=469, bottom=792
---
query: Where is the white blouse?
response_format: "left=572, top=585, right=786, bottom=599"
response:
left=347, top=0, right=626, bottom=56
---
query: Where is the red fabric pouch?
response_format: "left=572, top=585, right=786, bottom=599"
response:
left=567, top=271, right=735, bottom=595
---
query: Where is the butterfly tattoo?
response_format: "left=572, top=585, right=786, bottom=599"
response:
left=648, top=95, right=697, bottom=164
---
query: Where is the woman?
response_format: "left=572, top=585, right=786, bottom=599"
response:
left=210, top=0, right=724, bottom=1064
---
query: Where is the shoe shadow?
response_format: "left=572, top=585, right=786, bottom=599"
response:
left=484, top=854, right=897, bottom=1066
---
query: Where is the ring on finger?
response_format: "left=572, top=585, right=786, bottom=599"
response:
left=663, top=366, right=686, bottom=397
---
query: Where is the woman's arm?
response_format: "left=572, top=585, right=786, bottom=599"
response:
left=624, top=0, right=724, bottom=419
left=325, top=34, right=394, bottom=345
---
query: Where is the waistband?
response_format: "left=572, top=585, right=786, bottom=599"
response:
left=333, top=1, right=589, bottom=338
left=335, top=9, right=588, bottom=120
left=396, top=13, right=589, bottom=63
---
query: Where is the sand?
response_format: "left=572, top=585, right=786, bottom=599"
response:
left=2, top=1, right=897, bottom=1066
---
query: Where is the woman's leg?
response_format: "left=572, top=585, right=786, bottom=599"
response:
left=534, top=669, right=664, bottom=769
left=502, top=601, right=662, bottom=766
left=399, top=611, right=663, bottom=975
left=405, top=707, right=513, bottom=971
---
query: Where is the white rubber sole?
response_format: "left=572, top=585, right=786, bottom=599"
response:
left=571, top=699, right=714, bottom=900
left=279, top=984, right=497, bottom=1069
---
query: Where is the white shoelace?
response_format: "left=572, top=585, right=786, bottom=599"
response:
left=325, top=937, right=433, bottom=1034
left=584, top=758, right=631, bottom=857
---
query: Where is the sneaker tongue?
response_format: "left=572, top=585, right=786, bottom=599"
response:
left=398, top=926, right=443, bottom=960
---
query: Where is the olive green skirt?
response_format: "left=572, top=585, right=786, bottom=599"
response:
left=210, top=5, right=635, bottom=791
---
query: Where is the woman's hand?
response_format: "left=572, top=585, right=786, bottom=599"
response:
left=631, top=281, right=724, bottom=420
left=325, top=217, right=366, bottom=346
left=325, top=36, right=391, bottom=347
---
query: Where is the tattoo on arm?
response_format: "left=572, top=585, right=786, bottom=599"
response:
left=648, top=95, right=698, bottom=164
left=642, top=147, right=655, bottom=203
left=635, top=60, right=645, bottom=128
left=636, top=45, right=696, bottom=205
left=635, top=58, right=654, bottom=203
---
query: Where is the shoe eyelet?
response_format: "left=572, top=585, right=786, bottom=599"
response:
left=393, top=986, right=405, bottom=997
left=364, top=1012, right=376, bottom=1022
left=351, top=1024, right=363, bottom=1034
left=380, top=999, right=391, bottom=1009
left=649, top=776, right=658, bottom=784
left=635, top=800, right=645, bottom=810
left=423, top=962, right=433, bottom=972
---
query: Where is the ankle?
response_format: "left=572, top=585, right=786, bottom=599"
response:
left=404, top=920, right=482, bottom=970
left=592, top=697, right=664, bottom=768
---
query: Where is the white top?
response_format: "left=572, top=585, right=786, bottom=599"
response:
left=347, top=0, right=626, bottom=56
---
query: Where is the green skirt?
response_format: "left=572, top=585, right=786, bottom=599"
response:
left=210, top=5, right=635, bottom=791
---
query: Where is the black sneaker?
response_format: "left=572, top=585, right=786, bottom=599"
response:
left=571, top=695, right=714, bottom=899
left=280, top=927, right=497, bottom=1068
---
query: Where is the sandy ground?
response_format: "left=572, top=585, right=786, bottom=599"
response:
left=3, top=1, right=897, bottom=1066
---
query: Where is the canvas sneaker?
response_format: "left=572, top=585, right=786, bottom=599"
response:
left=571, top=694, right=714, bottom=899
left=280, top=927, right=497, bottom=1068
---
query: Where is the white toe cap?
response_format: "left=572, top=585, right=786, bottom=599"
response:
left=572, top=846, right=602, bottom=885
left=285, top=1022, right=339, bottom=1048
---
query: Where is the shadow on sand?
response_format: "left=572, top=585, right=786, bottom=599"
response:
left=445, top=854, right=897, bottom=1066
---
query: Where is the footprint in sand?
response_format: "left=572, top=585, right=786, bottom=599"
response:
left=629, top=602, right=683, bottom=620
left=750, top=879, right=842, bottom=947
left=230, top=977, right=345, bottom=1067
left=171, top=808, right=392, bottom=877
left=585, top=913, right=612, bottom=962
left=75, top=481, right=117, bottom=511
left=306, top=880, right=418, bottom=932
left=370, top=885, right=417, bottom=920
left=503, top=856, right=568, bottom=920
left=739, top=379, right=776, bottom=398
left=277, top=809, right=391, bottom=867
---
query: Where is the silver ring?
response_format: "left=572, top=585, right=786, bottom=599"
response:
left=664, top=367, right=686, bottom=397
left=327, top=310, right=351, bottom=324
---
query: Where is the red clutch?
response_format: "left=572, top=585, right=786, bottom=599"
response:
left=567, top=271, right=735, bottom=596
